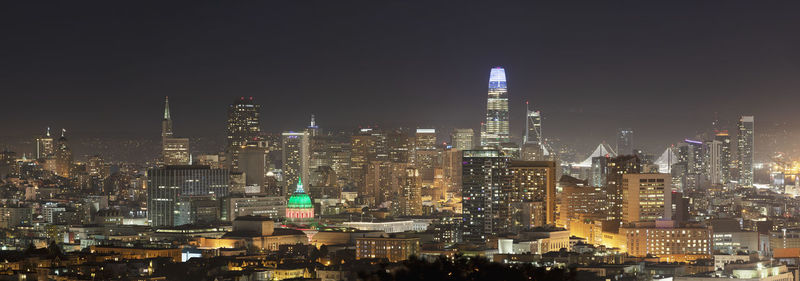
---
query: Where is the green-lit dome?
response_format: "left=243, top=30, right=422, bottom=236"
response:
left=287, top=177, right=313, bottom=209
left=288, top=193, right=313, bottom=209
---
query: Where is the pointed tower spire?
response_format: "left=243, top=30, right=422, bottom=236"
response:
left=46, top=127, right=51, bottom=137
left=163, top=96, right=171, bottom=120
left=162, top=97, right=173, bottom=139
left=310, top=114, right=316, bottom=128
left=294, top=177, right=305, bottom=193
left=61, top=128, right=66, bottom=138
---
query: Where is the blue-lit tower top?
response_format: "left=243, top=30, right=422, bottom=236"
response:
left=488, top=67, right=507, bottom=89
left=480, top=67, right=511, bottom=147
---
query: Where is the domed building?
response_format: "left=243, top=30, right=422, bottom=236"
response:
left=286, top=177, right=314, bottom=222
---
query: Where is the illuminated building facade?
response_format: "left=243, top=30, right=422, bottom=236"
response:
left=621, top=220, right=712, bottom=262
left=282, top=131, right=309, bottom=196
left=36, top=127, right=54, bottom=159
left=398, top=167, right=422, bottom=216
left=461, top=150, right=510, bottom=245
left=356, top=236, right=420, bottom=262
left=480, top=67, right=510, bottom=147
left=387, top=128, right=413, bottom=163
left=285, top=178, right=314, bottom=221
left=147, top=165, right=230, bottom=227
left=163, top=138, right=190, bottom=165
left=450, top=128, right=474, bottom=151
left=227, top=97, right=262, bottom=170
left=621, top=173, right=671, bottom=223
left=222, top=195, right=286, bottom=221
left=738, top=116, right=754, bottom=187
left=714, top=131, right=732, bottom=184
left=605, top=155, right=641, bottom=221
left=559, top=178, right=607, bottom=228
left=616, top=128, right=634, bottom=155
left=54, top=129, right=73, bottom=178
left=412, top=129, right=438, bottom=181
left=227, top=97, right=262, bottom=148
left=350, top=130, right=376, bottom=195
left=521, top=102, right=546, bottom=161
left=508, top=161, right=557, bottom=226
left=161, top=97, right=190, bottom=165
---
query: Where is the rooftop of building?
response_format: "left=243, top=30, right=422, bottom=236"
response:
left=234, top=215, right=274, bottom=222
left=151, top=165, right=220, bottom=170
left=222, top=228, right=306, bottom=238
left=509, top=160, right=557, bottom=168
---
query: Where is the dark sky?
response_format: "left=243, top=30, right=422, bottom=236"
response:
left=2, top=1, right=800, bottom=154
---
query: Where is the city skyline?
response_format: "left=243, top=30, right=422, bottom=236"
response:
left=4, top=2, right=800, bottom=280
left=3, top=2, right=800, bottom=156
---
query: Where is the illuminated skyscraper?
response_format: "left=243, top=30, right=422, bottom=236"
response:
left=54, top=129, right=73, bottom=178
left=714, top=131, right=732, bottom=184
left=147, top=165, right=230, bottom=227
left=36, top=127, right=54, bottom=159
left=521, top=102, right=546, bottom=160
left=227, top=97, right=262, bottom=170
left=604, top=155, right=641, bottom=220
left=398, top=167, right=422, bottom=216
left=307, top=114, right=319, bottom=137
left=413, top=129, right=438, bottom=181
left=524, top=102, right=542, bottom=147
left=737, top=116, right=754, bottom=187
left=227, top=97, right=262, bottom=148
left=616, top=128, right=634, bottom=155
left=621, top=173, right=671, bottom=223
left=450, top=128, right=474, bottom=151
left=162, top=96, right=173, bottom=140
left=508, top=160, right=557, bottom=227
left=461, top=150, right=510, bottom=245
left=161, top=97, right=190, bottom=165
left=388, top=128, right=413, bottom=163
left=480, top=67, right=510, bottom=147
left=707, top=139, right=723, bottom=185
left=282, top=131, right=309, bottom=196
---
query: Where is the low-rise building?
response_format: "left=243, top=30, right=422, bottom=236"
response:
left=89, top=246, right=182, bottom=262
left=356, top=235, right=420, bottom=262
left=343, top=220, right=415, bottom=233
left=622, top=220, right=712, bottom=262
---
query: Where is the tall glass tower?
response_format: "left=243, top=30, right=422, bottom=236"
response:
left=524, top=101, right=542, bottom=146
left=737, top=116, right=754, bottom=187
left=480, top=67, right=510, bottom=147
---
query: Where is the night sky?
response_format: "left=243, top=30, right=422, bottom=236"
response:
left=2, top=1, right=800, bottom=154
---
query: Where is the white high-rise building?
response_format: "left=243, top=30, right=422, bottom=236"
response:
left=737, top=116, right=754, bottom=187
left=282, top=131, right=309, bottom=196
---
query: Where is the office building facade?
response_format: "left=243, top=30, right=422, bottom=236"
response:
left=147, top=165, right=230, bottom=227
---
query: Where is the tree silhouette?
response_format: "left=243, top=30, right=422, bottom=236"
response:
left=359, top=255, right=576, bottom=281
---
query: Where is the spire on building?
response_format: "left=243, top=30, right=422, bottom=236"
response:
left=163, top=96, right=171, bottom=120
left=295, top=177, right=305, bottom=193
left=310, top=114, right=316, bottom=128
left=162, top=97, right=174, bottom=139
left=46, top=127, right=51, bottom=137
left=61, top=128, right=66, bottom=138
